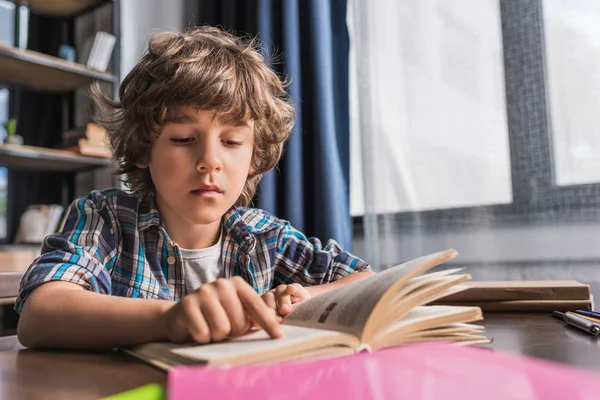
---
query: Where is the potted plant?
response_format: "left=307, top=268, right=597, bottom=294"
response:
left=2, top=118, right=24, bottom=145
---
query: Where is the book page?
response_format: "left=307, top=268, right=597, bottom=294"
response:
left=369, top=305, right=484, bottom=349
left=169, top=325, right=359, bottom=366
left=284, top=249, right=458, bottom=338
left=375, top=274, right=470, bottom=324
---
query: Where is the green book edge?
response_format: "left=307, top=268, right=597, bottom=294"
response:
left=100, top=383, right=164, bottom=400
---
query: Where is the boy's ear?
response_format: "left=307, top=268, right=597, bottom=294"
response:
left=136, top=155, right=150, bottom=169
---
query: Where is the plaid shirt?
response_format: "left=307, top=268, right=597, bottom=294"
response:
left=16, top=189, right=369, bottom=313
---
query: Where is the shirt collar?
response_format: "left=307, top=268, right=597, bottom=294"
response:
left=223, top=207, right=257, bottom=253
left=138, top=192, right=256, bottom=252
left=137, top=192, right=163, bottom=232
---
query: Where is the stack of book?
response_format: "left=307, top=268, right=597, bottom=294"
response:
left=432, top=280, right=593, bottom=312
left=61, top=123, right=111, bottom=158
left=78, top=31, right=116, bottom=72
left=0, top=244, right=41, bottom=273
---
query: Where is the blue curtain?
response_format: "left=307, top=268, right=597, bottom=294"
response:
left=193, top=0, right=352, bottom=249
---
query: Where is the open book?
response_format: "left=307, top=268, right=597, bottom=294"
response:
left=126, top=249, right=489, bottom=369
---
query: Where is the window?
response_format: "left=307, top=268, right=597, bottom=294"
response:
left=349, top=0, right=511, bottom=216
left=349, top=0, right=600, bottom=278
left=543, top=0, right=600, bottom=186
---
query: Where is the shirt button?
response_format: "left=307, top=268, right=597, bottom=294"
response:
left=167, top=256, right=176, bottom=265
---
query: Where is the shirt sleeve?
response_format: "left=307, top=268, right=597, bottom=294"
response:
left=273, top=221, right=371, bottom=286
left=15, top=192, right=117, bottom=313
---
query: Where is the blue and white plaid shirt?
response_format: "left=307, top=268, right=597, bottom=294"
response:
left=16, top=189, right=369, bottom=313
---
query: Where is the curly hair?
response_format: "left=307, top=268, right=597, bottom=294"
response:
left=91, top=26, right=296, bottom=206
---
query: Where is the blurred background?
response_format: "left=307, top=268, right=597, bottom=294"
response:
left=0, top=0, right=599, bottom=331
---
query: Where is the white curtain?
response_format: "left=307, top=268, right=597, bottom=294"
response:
left=543, top=0, right=600, bottom=186
left=348, top=0, right=600, bottom=296
left=348, top=0, right=511, bottom=217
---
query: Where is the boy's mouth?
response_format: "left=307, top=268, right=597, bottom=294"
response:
left=191, top=185, right=223, bottom=197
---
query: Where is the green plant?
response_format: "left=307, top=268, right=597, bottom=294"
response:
left=2, top=118, right=16, bottom=136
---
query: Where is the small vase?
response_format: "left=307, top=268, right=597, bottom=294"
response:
left=5, top=135, right=24, bottom=145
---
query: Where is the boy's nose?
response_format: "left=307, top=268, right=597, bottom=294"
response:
left=196, top=148, right=222, bottom=172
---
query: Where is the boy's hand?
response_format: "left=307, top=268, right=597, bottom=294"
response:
left=161, top=276, right=283, bottom=344
left=262, top=283, right=311, bottom=317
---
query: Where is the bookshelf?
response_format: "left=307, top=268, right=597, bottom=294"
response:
left=0, top=0, right=120, bottom=332
left=0, top=45, right=117, bottom=92
left=0, top=144, right=111, bottom=172
left=0, top=1, right=120, bottom=245
left=14, top=0, right=109, bottom=17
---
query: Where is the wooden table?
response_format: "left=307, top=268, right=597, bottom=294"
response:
left=0, top=337, right=166, bottom=400
left=0, top=313, right=598, bottom=399
left=481, top=313, right=600, bottom=371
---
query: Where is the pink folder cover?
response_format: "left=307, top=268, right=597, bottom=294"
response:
left=168, top=343, right=600, bottom=400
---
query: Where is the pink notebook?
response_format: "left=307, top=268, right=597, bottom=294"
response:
left=168, top=343, right=600, bottom=400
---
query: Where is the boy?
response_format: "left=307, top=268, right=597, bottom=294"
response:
left=15, top=27, right=372, bottom=350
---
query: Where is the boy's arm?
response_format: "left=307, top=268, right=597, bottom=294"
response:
left=18, top=281, right=173, bottom=349
left=274, top=221, right=372, bottom=287
left=19, top=278, right=282, bottom=349
left=265, top=224, right=374, bottom=316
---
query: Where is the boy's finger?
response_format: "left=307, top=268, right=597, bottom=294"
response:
left=215, top=279, right=251, bottom=337
left=291, top=294, right=308, bottom=303
left=262, top=291, right=277, bottom=311
left=180, top=296, right=211, bottom=344
left=234, top=280, right=283, bottom=338
left=198, top=287, right=231, bottom=342
left=275, top=284, right=288, bottom=295
left=275, top=285, right=292, bottom=314
left=286, top=284, right=302, bottom=294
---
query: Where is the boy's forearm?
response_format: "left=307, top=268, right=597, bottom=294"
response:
left=306, top=269, right=375, bottom=297
left=17, top=282, right=174, bottom=350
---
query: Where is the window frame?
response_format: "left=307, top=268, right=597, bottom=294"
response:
left=352, top=0, right=600, bottom=234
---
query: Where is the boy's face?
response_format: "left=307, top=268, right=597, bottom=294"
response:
left=144, top=106, right=254, bottom=235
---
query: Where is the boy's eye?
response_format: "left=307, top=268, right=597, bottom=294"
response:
left=171, top=137, right=195, bottom=144
left=223, top=140, right=243, bottom=147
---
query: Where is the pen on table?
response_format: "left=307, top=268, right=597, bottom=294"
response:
left=553, top=310, right=600, bottom=337
left=573, top=309, right=600, bottom=323
left=575, top=310, right=600, bottom=319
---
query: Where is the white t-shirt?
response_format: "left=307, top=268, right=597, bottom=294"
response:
left=181, top=234, right=223, bottom=294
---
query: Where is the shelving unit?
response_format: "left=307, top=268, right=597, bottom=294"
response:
left=0, top=0, right=120, bottom=333
left=0, top=0, right=120, bottom=239
left=0, top=144, right=111, bottom=171
left=13, top=0, right=108, bottom=17
left=0, top=45, right=117, bottom=92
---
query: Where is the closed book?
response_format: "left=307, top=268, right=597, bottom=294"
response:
left=433, top=280, right=591, bottom=302
left=438, top=299, right=594, bottom=313
left=65, top=138, right=111, bottom=158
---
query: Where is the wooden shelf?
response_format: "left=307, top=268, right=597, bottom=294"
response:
left=16, top=0, right=109, bottom=16
left=0, top=272, right=22, bottom=299
left=0, top=245, right=38, bottom=298
left=0, top=44, right=116, bottom=92
left=0, top=144, right=111, bottom=172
